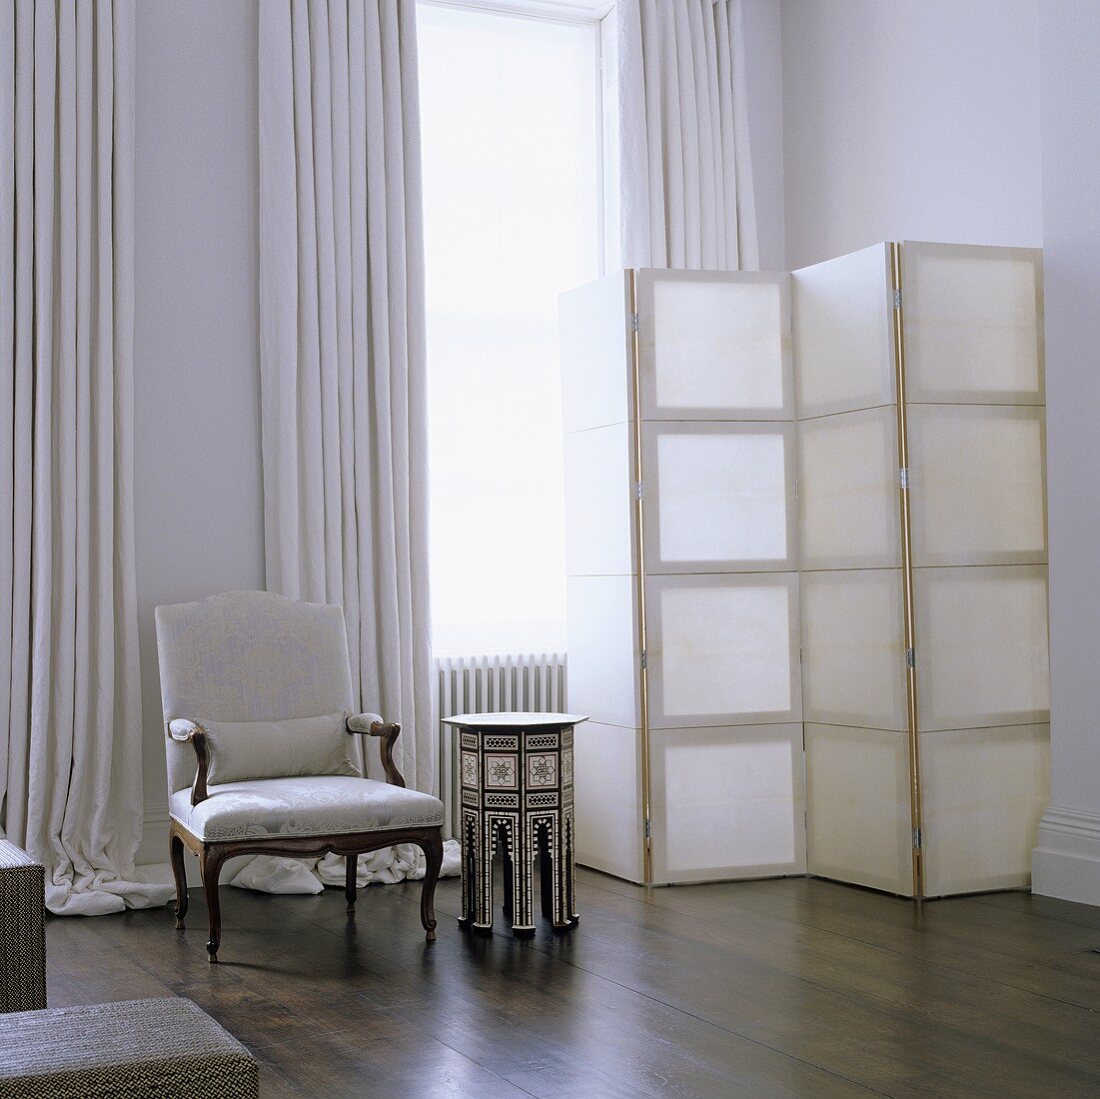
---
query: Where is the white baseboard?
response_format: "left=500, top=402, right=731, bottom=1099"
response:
left=137, top=808, right=171, bottom=867
left=1032, top=805, right=1100, bottom=908
left=135, top=807, right=291, bottom=890
left=137, top=807, right=201, bottom=887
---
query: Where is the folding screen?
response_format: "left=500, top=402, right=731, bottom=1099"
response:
left=560, top=242, right=1048, bottom=896
left=794, top=244, right=917, bottom=895
left=901, top=243, right=1049, bottom=896
left=561, top=270, right=806, bottom=885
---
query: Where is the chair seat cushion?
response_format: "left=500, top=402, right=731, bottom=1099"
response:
left=170, top=776, right=444, bottom=842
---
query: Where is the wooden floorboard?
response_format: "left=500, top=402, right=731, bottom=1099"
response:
left=42, top=869, right=1100, bottom=1098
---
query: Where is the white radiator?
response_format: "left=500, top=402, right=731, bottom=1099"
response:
left=434, top=653, right=567, bottom=837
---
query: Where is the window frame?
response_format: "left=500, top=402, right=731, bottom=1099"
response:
left=416, top=0, right=617, bottom=276
left=416, top=0, right=615, bottom=655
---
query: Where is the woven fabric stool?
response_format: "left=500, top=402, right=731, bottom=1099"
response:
left=0, top=997, right=258, bottom=1098
left=0, top=840, right=46, bottom=1014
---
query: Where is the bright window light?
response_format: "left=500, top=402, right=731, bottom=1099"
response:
left=418, top=3, right=601, bottom=656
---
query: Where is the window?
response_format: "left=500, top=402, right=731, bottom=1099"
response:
left=417, top=2, right=603, bottom=656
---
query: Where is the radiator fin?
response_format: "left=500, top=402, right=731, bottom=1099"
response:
left=434, top=653, right=567, bottom=838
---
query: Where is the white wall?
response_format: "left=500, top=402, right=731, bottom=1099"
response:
left=125, top=0, right=1100, bottom=908
left=133, top=0, right=264, bottom=863
left=781, top=0, right=1042, bottom=269
left=1031, top=1, right=1100, bottom=906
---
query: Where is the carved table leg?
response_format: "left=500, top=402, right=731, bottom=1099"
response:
left=548, top=815, right=571, bottom=930
left=506, top=816, right=534, bottom=936
left=502, top=840, right=514, bottom=923
left=565, top=813, right=579, bottom=925
left=539, top=827, right=553, bottom=919
left=472, top=812, right=495, bottom=933
left=548, top=815, right=579, bottom=930
left=459, top=811, right=476, bottom=928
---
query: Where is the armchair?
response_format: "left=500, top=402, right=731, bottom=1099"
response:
left=155, top=591, right=444, bottom=962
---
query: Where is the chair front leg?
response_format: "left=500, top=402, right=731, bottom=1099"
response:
left=199, top=845, right=227, bottom=963
left=419, top=831, right=443, bottom=942
left=345, top=853, right=358, bottom=914
left=169, top=828, right=189, bottom=930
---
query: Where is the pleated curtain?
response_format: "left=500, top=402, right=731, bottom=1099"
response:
left=0, top=0, right=171, bottom=915
left=619, top=0, right=759, bottom=270
left=258, top=1, right=433, bottom=801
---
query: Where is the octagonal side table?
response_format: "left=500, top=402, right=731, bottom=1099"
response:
left=442, top=712, right=587, bottom=936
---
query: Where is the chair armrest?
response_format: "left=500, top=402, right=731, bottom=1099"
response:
left=169, top=719, right=210, bottom=807
left=346, top=713, right=405, bottom=788
left=346, top=712, right=384, bottom=734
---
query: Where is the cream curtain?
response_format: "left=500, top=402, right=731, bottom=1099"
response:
left=256, top=1, right=437, bottom=890
left=619, top=0, right=759, bottom=270
left=0, top=0, right=171, bottom=915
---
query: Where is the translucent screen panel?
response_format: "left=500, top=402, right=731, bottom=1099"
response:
left=793, top=243, right=895, bottom=417
left=908, top=405, right=1047, bottom=566
left=801, top=570, right=907, bottom=731
left=564, top=422, right=633, bottom=577
left=637, top=270, right=792, bottom=419
left=649, top=724, right=806, bottom=884
left=573, top=721, right=644, bottom=883
left=566, top=576, right=638, bottom=730
left=798, top=407, right=900, bottom=570
left=645, top=424, right=795, bottom=572
left=902, top=243, right=1043, bottom=404
left=920, top=725, right=1049, bottom=896
left=914, top=565, right=1050, bottom=730
left=805, top=724, right=913, bottom=896
left=646, top=574, right=800, bottom=727
left=559, top=273, right=631, bottom=433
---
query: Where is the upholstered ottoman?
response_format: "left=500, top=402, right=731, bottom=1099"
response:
left=0, top=997, right=258, bottom=1097
left=0, top=840, right=46, bottom=1013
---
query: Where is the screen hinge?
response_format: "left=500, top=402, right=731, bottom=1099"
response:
left=912, top=826, right=922, bottom=850
left=899, top=467, right=909, bottom=489
left=639, top=649, right=648, bottom=670
left=635, top=481, right=644, bottom=501
left=631, top=312, right=640, bottom=333
left=644, top=818, right=652, bottom=840
left=906, top=647, right=916, bottom=669
left=893, top=288, right=903, bottom=309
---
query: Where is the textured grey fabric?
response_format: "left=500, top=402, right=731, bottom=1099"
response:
left=170, top=776, right=444, bottom=842
left=155, top=591, right=356, bottom=794
left=0, top=842, right=45, bottom=1013
left=346, top=711, right=384, bottom=734
left=0, top=997, right=257, bottom=1097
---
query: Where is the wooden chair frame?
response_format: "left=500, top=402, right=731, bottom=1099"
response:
left=168, top=718, right=443, bottom=963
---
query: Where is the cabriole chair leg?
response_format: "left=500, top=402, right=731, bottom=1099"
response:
left=345, top=854, right=358, bottom=914
left=199, top=847, right=225, bottom=963
left=420, top=833, right=443, bottom=942
left=169, top=830, right=189, bottom=930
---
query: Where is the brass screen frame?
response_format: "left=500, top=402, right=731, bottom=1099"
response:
left=890, top=242, right=925, bottom=899
left=628, top=270, right=654, bottom=884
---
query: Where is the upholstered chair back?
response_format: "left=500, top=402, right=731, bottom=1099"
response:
left=155, top=591, right=356, bottom=795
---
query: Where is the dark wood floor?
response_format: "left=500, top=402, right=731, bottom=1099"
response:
left=44, top=868, right=1100, bottom=1097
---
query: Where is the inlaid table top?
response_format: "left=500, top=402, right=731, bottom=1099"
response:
left=442, top=712, right=588, bottom=731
